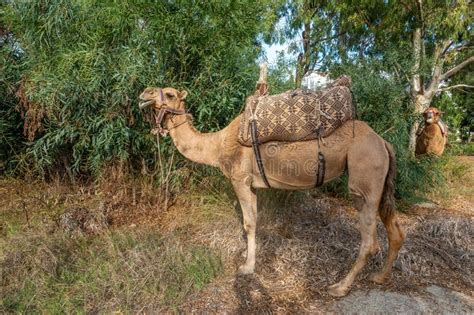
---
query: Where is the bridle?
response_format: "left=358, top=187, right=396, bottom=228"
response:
left=152, top=106, right=188, bottom=136
left=139, top=88, right=188, bottom=136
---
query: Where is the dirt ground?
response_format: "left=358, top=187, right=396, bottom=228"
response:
left=177, top=201, right=473, bottom=313
left=177, top=157, right=474, bottom=313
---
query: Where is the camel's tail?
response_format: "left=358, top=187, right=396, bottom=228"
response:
left=379, top=141, right=397, bottom=224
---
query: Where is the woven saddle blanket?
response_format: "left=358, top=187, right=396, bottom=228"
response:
left=238, top=75, right=354, bottom=146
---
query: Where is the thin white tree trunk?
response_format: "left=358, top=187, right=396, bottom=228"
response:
left=409, top=95, right=431, bottom=151
left=408, top=27, right=423, bottom=152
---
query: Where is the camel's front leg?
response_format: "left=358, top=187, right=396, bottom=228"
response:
left=232, top=180, right=257, bottom=275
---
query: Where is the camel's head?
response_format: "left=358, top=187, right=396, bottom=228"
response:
left=139, top=87, right=188, bottom=111
left=423, top=107, right=442, bottom=124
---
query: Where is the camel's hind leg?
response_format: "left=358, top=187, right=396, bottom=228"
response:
left=328, top=196, right=380, bottom=297
left=328, top=135, right=387, bottom=297
left=232, top=180, right=258, bottom=275
left=369, top=214, right=405, bottom=284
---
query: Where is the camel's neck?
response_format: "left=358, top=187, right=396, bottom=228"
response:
left=166, top=114, right=222, bottom=167
left=423, top=122, right=442, bottom=137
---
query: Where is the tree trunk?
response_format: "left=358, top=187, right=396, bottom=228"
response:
left=408, top=26, right=424, bottom=152
left=295, top=20, right=311, bottom=88
left=409, top=93, right=432, bottom=151
left=409, top=120, right=421, bottom=152
left=338, top=31, right=347, bottom=63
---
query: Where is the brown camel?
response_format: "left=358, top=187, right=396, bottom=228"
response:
left=416, top=107, right=448, bottom=156
left=139, top=87, right=405, bottom=297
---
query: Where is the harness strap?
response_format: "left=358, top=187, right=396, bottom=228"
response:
left=315, top=127, right=326, bottom=187
left=250, top=119, right=271, bottom=188
left=350, top=89, right=357, bottom=138
left=315, top=152, right=326, bottom=187
left=154, top=107, right=187, bottom=136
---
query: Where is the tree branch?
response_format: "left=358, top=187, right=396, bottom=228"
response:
left=426, top=39, right=452, bottom=96
left=411, top=27, right=423, bottom=96
left=318, top=31, right=347, bottom=43
left=443, top=41, right=473, bottom=57
left=441, top=56, right=474, bottom=81
left=440, top=40, right=454, bottom=57
left=438, top=84, right=474, bottom=92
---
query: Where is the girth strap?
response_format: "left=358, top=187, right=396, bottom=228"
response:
left=250, top=119, right=271, bottom=188
left=315, top=127, right=326, bottom=187
left=250, top=115, right=325, bottom=189
left=315, top=152, right=326, bottom=187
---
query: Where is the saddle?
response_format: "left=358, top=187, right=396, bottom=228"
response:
left=238, top=75, right=354, bottom=146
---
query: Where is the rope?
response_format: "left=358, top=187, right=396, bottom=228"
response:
left=350, top=89, right=358, bottom=138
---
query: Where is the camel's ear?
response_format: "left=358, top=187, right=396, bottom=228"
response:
left=178, top=90, right=188, bottom=100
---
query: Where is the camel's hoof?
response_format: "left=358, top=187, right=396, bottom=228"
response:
left=369, top=272, right=388, bottom=284
left=328, top=283, right=350, bottom=297
left=237, top=264, right=254, bottom=275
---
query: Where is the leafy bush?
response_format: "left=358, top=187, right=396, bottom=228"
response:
left=0, top=32, right=24, bottom=172
left=1, top=1, right=460, bottom=204
left=1, top=0, right=278, bottom=178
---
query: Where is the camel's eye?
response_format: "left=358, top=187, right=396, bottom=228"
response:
left=165, top=92, right=175, bottom=99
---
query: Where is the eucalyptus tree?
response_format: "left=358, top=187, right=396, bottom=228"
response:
left=382, top=0, right=473, bottom=150
left=338, top=1, right=471, bottom=150
left=278, top=0, right=473, bottom=151
left=1, top=0, right=279, bottom=178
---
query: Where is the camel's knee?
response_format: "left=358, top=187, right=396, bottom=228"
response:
left=351, top=193, right=365, bottom=212
left=360, top=237, right=378, bottom=257
left=243, top=222, right=256, bottom=234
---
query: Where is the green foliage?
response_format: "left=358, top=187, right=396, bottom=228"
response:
left=267, top=51, right=297, bottom=93
left=449, top=142, right=474, bottom=156
left=1, top=0, right=278, bottom=177
left=0, top=30, right=24, bottom=172
left=434, top=65, right=474, bottom=142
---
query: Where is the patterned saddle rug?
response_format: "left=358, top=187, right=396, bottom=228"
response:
left=238, top=75, right=354, bottom=146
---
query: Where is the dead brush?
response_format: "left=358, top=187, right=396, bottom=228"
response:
left=58, top=205, right=108, bottom=237
left=97, top=150, right=194, bottom=226
left=181, top=195, right=473, bottom=313
left=395, top=216, right=473, bottom=287
left=15, top=82, right=45, bottom=142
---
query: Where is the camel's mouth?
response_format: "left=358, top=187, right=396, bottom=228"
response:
left=139, top=99, right=156, bottom=110
left=424, top=112, right=435, bottom=124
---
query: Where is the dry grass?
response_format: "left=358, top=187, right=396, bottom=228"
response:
left=0, top=178, right=222, bottom=313
left=1, top=228, right=222, bottom=313
left=181, top=196, right=473, bottom=313
left=431, top=156, right=474, bottom=212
